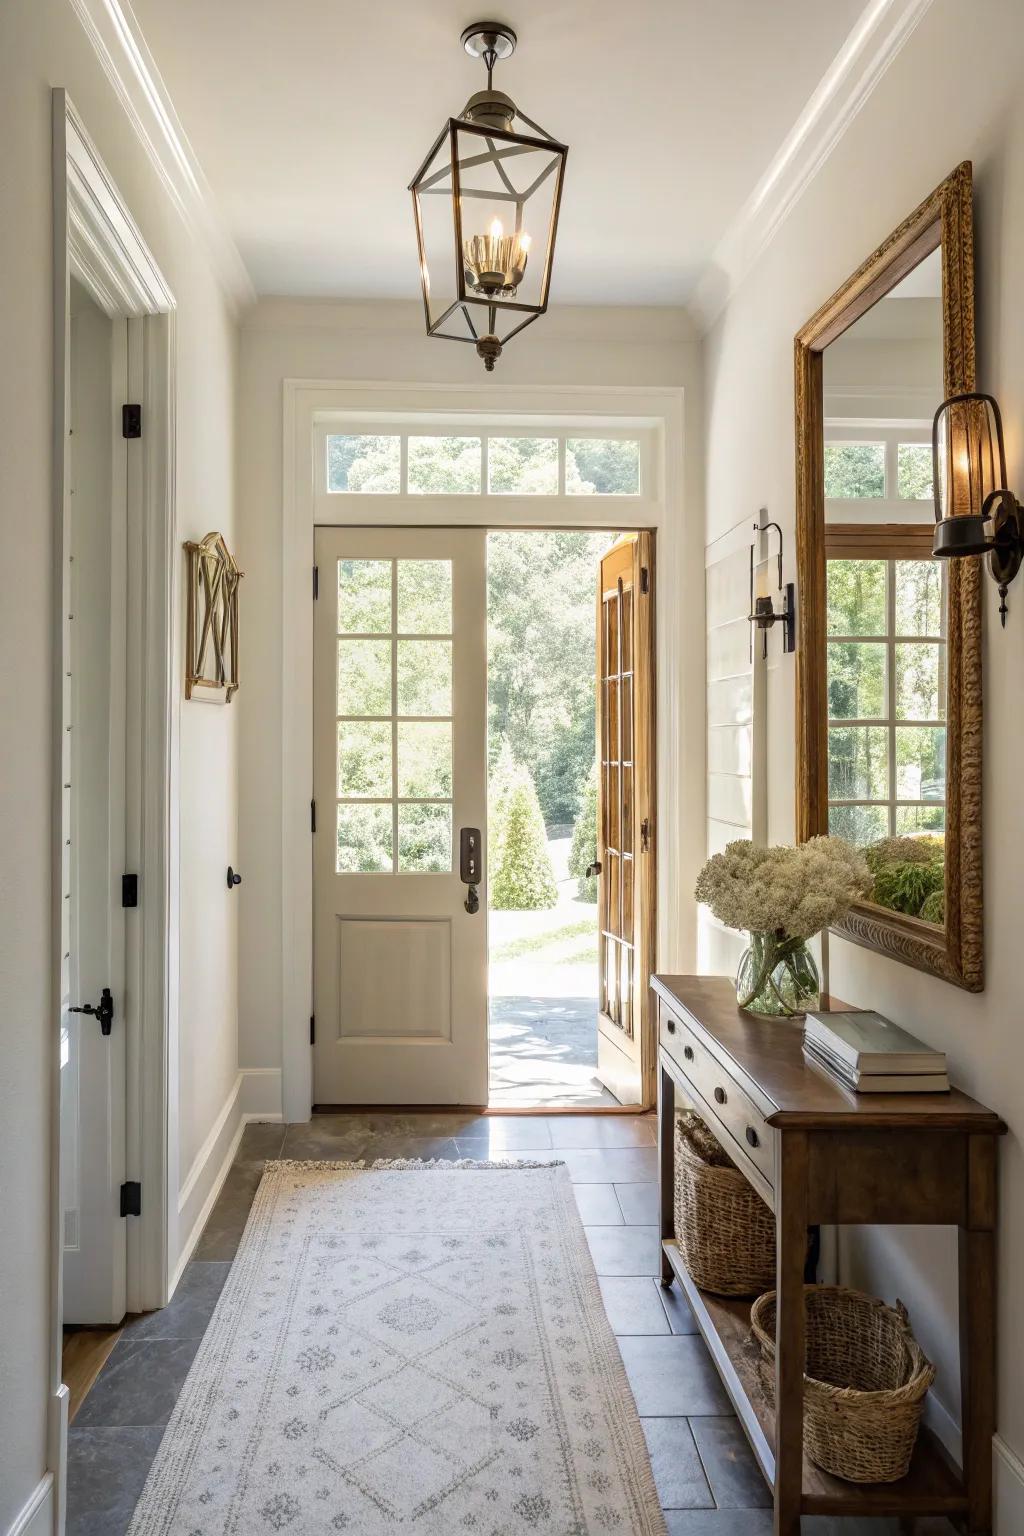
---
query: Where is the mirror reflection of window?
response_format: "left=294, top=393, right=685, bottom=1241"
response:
left=822, top=248, right=947, bottom=927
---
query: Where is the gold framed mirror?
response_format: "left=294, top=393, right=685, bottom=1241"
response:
left=795, top=161, right=983, bottom=991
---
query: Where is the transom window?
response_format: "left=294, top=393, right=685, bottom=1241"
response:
left=334, top=558, right=453, bottom=873
left=325, top=431, right=642, bottom=497
left=825, top=551, right=947, bottom=845
left=823, top=429, right=934, bottom=503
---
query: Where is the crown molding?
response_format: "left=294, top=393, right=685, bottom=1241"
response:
left=688, top=0, right=935, bottom=335
left=67, top=0, right=255, bottom=316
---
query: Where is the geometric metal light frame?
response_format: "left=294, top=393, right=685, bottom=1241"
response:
left=409, top=33, right=568, bottom=370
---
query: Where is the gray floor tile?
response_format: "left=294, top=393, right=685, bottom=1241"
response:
left=689, top=1416, right=771, bottom=1508
left=642, top=1418, right=714, bottom=1509
left=73, top=1337, right=201, bottom=1427
left=237, top=1121, right=287, bottom=1159
left=614, top=1181, right=660, bottom=1224
left=280, top=1118, right=371, bottom=1161
left=586, top=1224, right=661, bottom=1276
left=547, top=1115, right=656, bottom=1147
left=363, top=1135, right=462, bottom=1162
left=618, top=1335, right=731, bottom=1416
left=67, top=1426, right=165, bottom=1536
left=659, top=1279, right=700, bottom=1335
left=599, top=1277, right=670, bottom=1335
left=572, top=1183, right=623, bottom=1225
left=560, top=1146, right=659, bottom=1184
left=123, top=1261, right=230, bottom=1341
left=663, top=1513, right=773, bottom=1536
left=192, top=1160, right=265, bottom=1260
left=455, top=1115, right=555, bottom=1151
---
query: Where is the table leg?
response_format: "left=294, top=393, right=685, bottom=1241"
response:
left=658, top=1061, right=675, bottom=1285
left=774, top=1130, right=808, bottom=1536
left=960, top=1135, right=997, bottom=1536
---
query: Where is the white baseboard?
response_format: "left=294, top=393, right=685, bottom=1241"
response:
left=171, top=1067, right=284, bottom=1295
left=922, top=1386, right=962, bottom=1469
left=5, top=1475, right=53, bottom=1536
left=239, top=1066, right=283, bottom=1120
left=996, top=1434, right=1024, bottom=1534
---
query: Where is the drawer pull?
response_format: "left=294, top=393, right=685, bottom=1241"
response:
left=683, top=1044, right=694, bottom=1062
left=666, top=1018, right=676, bottom=1034
left=714, top=1086, right=727, bottom=1105
left=745, top=1126, right=760, bottom=1148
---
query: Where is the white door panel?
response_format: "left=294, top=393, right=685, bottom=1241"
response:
left=60, top=283, right=128, bottom=1324
left=313, top=527, right=488, bottom=1105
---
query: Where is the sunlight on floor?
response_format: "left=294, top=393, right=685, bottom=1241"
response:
left=488, top=835, right=612, bottom=1107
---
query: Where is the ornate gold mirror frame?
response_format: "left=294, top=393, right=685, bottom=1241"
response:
left=184, top=531, right=242, bottom=702
left=795, top=162, right=983, bottom=990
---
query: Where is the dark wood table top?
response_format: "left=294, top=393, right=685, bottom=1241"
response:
left=652, top=974, right=1005, bottom=1132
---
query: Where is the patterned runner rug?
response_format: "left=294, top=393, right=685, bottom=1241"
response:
left=128, top=1159, right=666, bottom=1535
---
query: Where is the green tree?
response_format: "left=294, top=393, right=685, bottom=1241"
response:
left=568, top=763, right=599, bottom=901
left=487, top=530, right=607, bottom=826
left=490, top=764, right=558, bottom=911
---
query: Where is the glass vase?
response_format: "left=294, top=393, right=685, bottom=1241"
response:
left=735, top=931, right=821, bottom=1018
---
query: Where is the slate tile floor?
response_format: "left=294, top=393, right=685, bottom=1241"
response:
left=67, top=1113, right=956, bottom=1535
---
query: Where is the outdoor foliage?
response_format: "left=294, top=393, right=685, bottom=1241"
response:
left=489, top=758, right=558, bottom=911
left=568, top=764, right=599, bottom=902
left=488, top=530, right=608, bottom=828
left=863, top=834, right=945, bottom=920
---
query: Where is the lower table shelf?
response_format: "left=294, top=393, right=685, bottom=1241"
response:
left=661, top=1240, right=968, bottom=1520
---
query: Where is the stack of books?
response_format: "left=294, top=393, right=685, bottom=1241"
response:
left=803, top=1011, right=949, bottom=1093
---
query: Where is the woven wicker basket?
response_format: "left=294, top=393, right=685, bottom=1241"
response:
left=750, top=1285, right=936, bottom=1483
left=673, top=1110, right=776, bottom=1296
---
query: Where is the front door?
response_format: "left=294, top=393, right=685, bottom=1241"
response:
left=61, top=282, right=129, bottom=1324
left=312, top=527, right=488, bottom=1105
left=595, top=532, right=656, bottom=1107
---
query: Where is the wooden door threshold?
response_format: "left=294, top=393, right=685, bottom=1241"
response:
left=312, top=1103, right=650, bottom=1116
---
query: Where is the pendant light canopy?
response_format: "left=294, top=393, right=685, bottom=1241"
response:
left=409, top=22, right=568, bottom=372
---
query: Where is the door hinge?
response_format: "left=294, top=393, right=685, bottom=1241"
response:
left=310, top=1014, right=316, bottom=1045
left=311, top=799, right=317, bottom=833
left=122, top=873, right=139, bottom=908
left=122, top=403, right=142, bottom=439
left=313, top=564, right=319, bottom=600
left=640, top=566, right=650, bottom=595
left=119, top=1181, right=142, bottom=1218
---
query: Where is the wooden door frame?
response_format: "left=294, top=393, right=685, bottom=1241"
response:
left=51, top=90, right=177, bottom=1528
left=282, top=382, right=697, bottom=1124
left=595, top=533, right=658, bottom=1108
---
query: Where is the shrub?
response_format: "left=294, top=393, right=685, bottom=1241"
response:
left=490, top=765, right=558, bottom=911
left=920, top=888, right=945, bottom=924
left=871, top=859, right=944, bottom=918
left=568, top=764, right=599, bottom=902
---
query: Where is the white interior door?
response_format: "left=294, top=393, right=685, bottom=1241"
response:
left=313, top=527, right=488, bottom=1105
left=60, top=282, right=129, bottom=1324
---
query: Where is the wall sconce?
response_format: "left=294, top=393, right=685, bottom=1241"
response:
left=932, top=392, right=1023, bottom=626
left=749, top=513, right=795, bottom=658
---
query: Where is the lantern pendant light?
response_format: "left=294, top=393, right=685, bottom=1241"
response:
left=409, top=22, right=568, bottom=372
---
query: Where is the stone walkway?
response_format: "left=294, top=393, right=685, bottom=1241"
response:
left=489, top=994, right=617, bottom=1107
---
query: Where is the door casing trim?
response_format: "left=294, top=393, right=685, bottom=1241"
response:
left=51, top=89, right=177, bottom=1529
left=283, top=381, right=702, bottom=1124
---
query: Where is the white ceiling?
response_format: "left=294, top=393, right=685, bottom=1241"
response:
left=130, top=0, right=868, bottom=305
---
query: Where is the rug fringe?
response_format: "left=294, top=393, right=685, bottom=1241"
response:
left=265, top=1156, right=566, bottom=1172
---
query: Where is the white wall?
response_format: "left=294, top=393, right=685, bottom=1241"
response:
left=700, top=0, right=1024, bottom=1514
left=0, top=2, right=239, bottom=1527
left=236, top=301, right=704, bottom=1082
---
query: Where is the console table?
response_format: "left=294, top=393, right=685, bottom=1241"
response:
left=653, top=974, right=1005, bottom=1536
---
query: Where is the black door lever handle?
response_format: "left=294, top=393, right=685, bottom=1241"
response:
left=70, top=987, right=114, bottom=1036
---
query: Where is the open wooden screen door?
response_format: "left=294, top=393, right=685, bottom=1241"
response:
left=595, top=532, right=655, bottom=1107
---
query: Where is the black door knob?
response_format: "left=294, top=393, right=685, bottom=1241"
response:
left=666, top=1017, right=676, bottom=1034
left=70, top=986, right=114, bottom=1036
left=713, top=1086, right=727, bottom=1105
left=745, top=1126, right=760, bottom=1148
left=227, top=866, right=242, bottom=889
left=683, top=1044, right=694, bottom=1061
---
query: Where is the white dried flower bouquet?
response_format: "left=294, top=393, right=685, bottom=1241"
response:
left=695, top=836, right=872, bottom=1015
